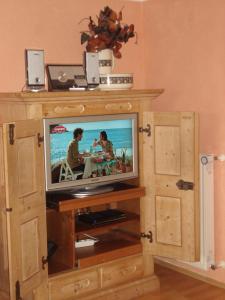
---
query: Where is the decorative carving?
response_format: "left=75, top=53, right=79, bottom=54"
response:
left=73, top=279, right=90, bottom=294
left=54, top=105, right=85, bottom=114
left=105, top=102, right=132, bottom=111
left=119, top=265, right=137, bottom=277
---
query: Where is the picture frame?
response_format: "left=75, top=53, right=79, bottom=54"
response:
left=46, top=64, right=87, bottom=91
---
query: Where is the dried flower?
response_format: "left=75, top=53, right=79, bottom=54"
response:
left=80, top=6, right=135, bottom=58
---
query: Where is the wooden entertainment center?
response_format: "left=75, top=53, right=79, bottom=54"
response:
left=0, top=89, right=199, bottom=300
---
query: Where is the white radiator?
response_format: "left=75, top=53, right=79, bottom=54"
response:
left=197, top=154, right=215, bottom=270
left=178, top=154, right=215, bottom=270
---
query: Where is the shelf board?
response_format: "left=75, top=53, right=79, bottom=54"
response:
left=76, top=231, right=142, bottom=269
left=76, top=211, right=140, bottom=235
left=48, top=186, right=145, bottom=212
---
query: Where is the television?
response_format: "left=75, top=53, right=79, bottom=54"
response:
left=43, top=113, right=138, bottom=196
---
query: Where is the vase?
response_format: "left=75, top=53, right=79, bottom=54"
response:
left=98, top=49, right=114, bottom=75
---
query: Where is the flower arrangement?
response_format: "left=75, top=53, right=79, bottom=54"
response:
left=80, top=6, right=135, bottom=58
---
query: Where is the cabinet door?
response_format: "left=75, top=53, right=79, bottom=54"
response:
left=3, top=120, right=48, bottom=300
left=141, top=112, right=199, bottom=261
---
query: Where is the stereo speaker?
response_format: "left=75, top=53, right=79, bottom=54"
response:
left=84, top=52, right=99, bottom=86
left=25, top=49, right=45, bottom=87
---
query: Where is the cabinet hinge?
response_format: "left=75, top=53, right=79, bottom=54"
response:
left=37, top=133, right=44, bottom=147
left=9, top=124, right=15, bottom=145
left=139, top=124, right=151, bottom=136
left=16, top=280, right=22, bottom=300
left=140, top=231, right=153, bottom=243
left=5, top=208, right=13, bottom=212
left=42, top=256, right=48, bottom=270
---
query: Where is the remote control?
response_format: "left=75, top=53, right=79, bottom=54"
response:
left=75, top=239, right=97, bottom=248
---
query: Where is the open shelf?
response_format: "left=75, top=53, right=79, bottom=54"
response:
left=76, top=231, right=142, bottom=268
left=47, top=184, right=144, bottom=274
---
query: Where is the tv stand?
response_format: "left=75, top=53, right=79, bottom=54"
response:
left=68, top=184, right=115, bottom=198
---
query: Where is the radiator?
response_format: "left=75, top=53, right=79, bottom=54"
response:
left=179, top=154, right=215, bottom=270
left=197, top=154, right=215, bottom=270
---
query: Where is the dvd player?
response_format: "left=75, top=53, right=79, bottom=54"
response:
left=77, top=209, right=126, bottom=226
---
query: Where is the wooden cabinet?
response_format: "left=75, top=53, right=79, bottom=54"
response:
left=0, top=89, right=199, bottom=300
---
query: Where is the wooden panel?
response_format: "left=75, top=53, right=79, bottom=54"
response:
left=48, top=257, right=158, bottom=300
left=43, top=101, right=140, bottom=118
left=48, top=269, right=99, bottom=300
left=0, top=210, right=9, bottom=295
left=47, top=210, right=75, bottom=270
left=0, top=103, right=27, bottom=123
left=33, top=281, right=50, bottom=300
left=21, top=218, right=39, bottom=281
left=1, top=211, right=8, bottom=271
left=141, top=112, right=199, bottom=261
left=17, top=137, right=36, bottom=196
left=155, top=126, right=180, bottom=175
left=79, top=275, right=159, bottom=300
left=0, top=127, right=10, bottom=296
left=3, top=120, right=48, bottom=300
left=0, top=290, right=10, bottom=300
left=0, top=126, right=5, bottom=186
left=0, top=90, right=163, bottom=121
left=155, top=196, right=181, bottom=246
left=101, top=254, right=144, bottom=289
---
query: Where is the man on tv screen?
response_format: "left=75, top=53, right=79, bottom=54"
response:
left=67, top=128, right=85, bottom=172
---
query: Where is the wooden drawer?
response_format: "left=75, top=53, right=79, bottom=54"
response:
left=101, top=254, right=144, bottom=289
left=48, top=269, right=99, bottom=300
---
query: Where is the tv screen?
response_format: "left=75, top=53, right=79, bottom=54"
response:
left=44, top=113, right=138, bottom=192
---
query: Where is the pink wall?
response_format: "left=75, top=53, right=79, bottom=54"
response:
left=0, top=0, right=144, bottom=91
left=1, top=0, right=225, bottom=281
left=143, top=0, right=225, bottom=266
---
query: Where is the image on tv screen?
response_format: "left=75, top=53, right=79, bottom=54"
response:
left=50, top=118, right=134, bottom=183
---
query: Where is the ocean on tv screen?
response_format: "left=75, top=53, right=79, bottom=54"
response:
left=50, top=120, right=134, bottom=182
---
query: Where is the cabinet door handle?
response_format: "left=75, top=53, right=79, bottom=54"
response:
left=176, top=179, right=194, bottom=190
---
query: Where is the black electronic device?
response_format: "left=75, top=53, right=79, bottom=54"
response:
left=46, top=64, right=87, bottom=91
left=77, top=209, right=127, bottom=226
